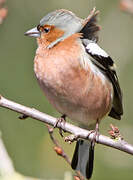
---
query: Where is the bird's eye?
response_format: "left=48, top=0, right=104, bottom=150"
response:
left=44, top=27, right=50, bottom=33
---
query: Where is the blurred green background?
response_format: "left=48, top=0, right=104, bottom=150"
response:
left=0, top=0, right=133, bottom=179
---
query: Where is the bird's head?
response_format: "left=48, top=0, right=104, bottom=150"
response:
left=25, top=9, right=84, bottom=48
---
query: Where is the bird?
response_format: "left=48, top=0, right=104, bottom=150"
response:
left=25, top=8, right=123, bottom=179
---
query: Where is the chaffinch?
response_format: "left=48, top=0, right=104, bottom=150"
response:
left=25, top=8, right=123, bottom=179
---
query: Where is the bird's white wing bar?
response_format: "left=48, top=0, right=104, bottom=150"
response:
left=86, top=42, right=108, bottom=57
left=82, top=39, right=114, bottom=68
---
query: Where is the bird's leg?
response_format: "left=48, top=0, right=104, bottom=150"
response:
left=54, top=114, right=66, bottom=128
left=88, top=119, right=100, bottom=147
left=92, top=119, right=100, bottom=147
left=54, top=114, right=66, bottom=137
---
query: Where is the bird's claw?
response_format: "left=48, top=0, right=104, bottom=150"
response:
left=88, top=120, right=100, bottom=147
left=54, top=114, right=66, bottom=137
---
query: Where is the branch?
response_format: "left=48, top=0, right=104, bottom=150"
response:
left=0, top=95, right=133, bottom=155
left=46, top=124, right=84, bottom=180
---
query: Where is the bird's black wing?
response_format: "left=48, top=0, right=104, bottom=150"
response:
left=82, top=39, right=123, bottom=120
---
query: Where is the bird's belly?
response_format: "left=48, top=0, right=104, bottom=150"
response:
left=36, top=74, right=113, bottom=127
left=37, top=79, right=96, bottom=126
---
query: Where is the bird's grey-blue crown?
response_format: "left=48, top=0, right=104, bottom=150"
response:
left=40, top=9, right=84, bottom=48
left=40, top=9, right=83, bottom=31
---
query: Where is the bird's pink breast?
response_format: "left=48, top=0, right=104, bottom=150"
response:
left=34, top=35, right=113, bottom=126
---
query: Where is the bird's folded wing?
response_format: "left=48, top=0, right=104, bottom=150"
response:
left=82, top=39, right=123, bottom=120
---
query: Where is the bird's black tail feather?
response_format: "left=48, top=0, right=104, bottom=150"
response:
left=71, top=139, right=94, bottom=179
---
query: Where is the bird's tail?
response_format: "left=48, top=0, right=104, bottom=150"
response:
left=71, top=139, right=94, bottom=179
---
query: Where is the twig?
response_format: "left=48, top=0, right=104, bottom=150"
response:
left=46, top=124, right=84, bottom=180
left=0, top=95, right=133, bottom=156
left=46, top=124, right=71, bottom=165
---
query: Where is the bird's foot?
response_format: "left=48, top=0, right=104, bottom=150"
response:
left=54, top=114, right=66, bottom=137
left=88, top=120, right=100, bottom=147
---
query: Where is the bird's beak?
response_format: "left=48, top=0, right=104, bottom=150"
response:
left=24, top=27, right=40, bottom=38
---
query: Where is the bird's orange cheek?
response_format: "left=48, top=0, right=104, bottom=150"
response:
left=38, top=33, right=52, bottom=44
left=41, top=28, right=64, bottom=44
